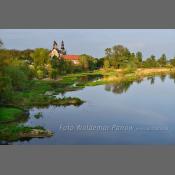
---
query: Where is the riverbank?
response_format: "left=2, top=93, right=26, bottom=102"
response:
left=0, top=107, right=53, bottom=141
left=3, top=68, right=174, bottom=110
left=85, top=68, right=175, bottom=86
left=1, top=67, right=175, bottom=142
left=0, top=107, right=25, bottom=123
left=0, top=77, right=85, bottom=141
left=0, top=124, right=53, bottom=142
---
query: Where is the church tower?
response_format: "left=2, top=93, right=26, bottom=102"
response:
left=53, top=40, right=58, bottom=49
left=61, top=40, right=66, bottom=55
left=49, top=40, right=60, bottom=58
left=61, top=40, right=64, bottom=50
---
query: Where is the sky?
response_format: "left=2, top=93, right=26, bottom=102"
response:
left=0, top=29, right=175, bottom=59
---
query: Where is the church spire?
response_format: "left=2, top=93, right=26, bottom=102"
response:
left=61, top=40, right=66, bottom=55
left=61, top=40, right=65, bottom=50
left=53, top=40, right=58, bottom=49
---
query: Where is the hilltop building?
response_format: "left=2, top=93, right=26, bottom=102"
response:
left=49, top=40, right=80, bottom=65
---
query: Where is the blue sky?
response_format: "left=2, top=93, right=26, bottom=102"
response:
left=0, top=29, right=175, bottom=59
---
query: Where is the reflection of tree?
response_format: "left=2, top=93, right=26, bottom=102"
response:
left=105, top=84, right=112, bottom=91
left=136, top=78, right=144, bottom=84
left=169, top=73, right=175, bottom=83
left=147, top=76, right=155, bottom=85
left=150, top=77, right=155, bottom=84
left=78, top=74, right=103, bottom=83
left=159, top=74, right=166, bottom=82
left=105, top=81, right=133, bottom=94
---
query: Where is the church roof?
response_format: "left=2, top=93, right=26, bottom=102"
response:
left=63, top=55, right=80, bottom=60
left=50, top=48, right=61, bottom=53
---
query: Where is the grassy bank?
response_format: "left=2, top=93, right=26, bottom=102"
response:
left=0, top=107, right=53, bottom=141
left=85, top=68, right=175, bottom=86
left=0, top=124, right=53, bottom=142
left=9, top=78, right=85, bottom=108
left=30, top=97, right=84, bottom=108
left=0, top=77, right=85, bottom=142
left=5, top=71, right=102, bottom=109
left=0, top=107, right=24, bottom=123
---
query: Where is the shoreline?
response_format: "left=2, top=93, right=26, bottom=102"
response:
left=85, top=68, right=175, bottom=86
left=1, top=67, right=175, bottom=142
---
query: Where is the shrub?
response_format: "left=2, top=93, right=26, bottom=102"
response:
left=50, top=69, right=58, bottom=79
left=4, top=66, right=28, bottom=91
left=123, top=63, right=137, bottom=74
left=36, top=69, right=45, bottom=79
left=0, top=77, right=13, bottom=104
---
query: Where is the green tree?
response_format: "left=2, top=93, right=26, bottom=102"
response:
left=110, top=58, right=117, bottom=68
left=143, top=55, right=159, bottom=68
left=31, top=48, right=49, bottom=67
left=105, top=48, right=112, bottom=57
left=170, top=58, right=175, bottom=67
left=30, top=48, right=49, bottom=78
left=0, top=77, right=13, bottom=104
left=112, top=45, right=129, bottom=57
left=136, top=51, right=143, bottom=62
left=4, top=65, right=28, bottom=91
left=50, top=69, right=58, bottom=79
left=158, top=54, right=167, bottom=67
left=50, top=55, right=59, bottom=69
left=79, top=54, right=97, bottom=71
left=104, top=59, right=110, bottom=69
left=104, top=45, right=131, bottom=68
left=96, top=57, right=104, bottom=68
left=58, top=58, right=67, bottom=75
left=80, top=55, right=89, bottom=70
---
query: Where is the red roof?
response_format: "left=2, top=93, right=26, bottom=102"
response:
left=62, top=55, right=80, bottom=60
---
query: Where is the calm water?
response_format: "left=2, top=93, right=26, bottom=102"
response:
left=14, top=75, right=175, bottom=144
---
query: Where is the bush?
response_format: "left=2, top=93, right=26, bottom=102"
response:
left=123, top=63, right=137, bottom=74
left=0, top=77, right=13, bottom=104
left=50, top=69, right=58, bottom=79
left=4, top=66, right=28, bottom=91
left=36, top=69, right=45, bottom=79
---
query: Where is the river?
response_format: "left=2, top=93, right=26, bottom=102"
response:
left=14, top=74, right=175, bottom=144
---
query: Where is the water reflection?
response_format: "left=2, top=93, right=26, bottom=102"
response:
left=105, top=74, right=175, bottom=95
left=159, top=74, right=166, bottom=82
left=105, top=81, right=134, bottom=94
left=135, top=78, right=144, bottom=84
left=169, top=73, right=175, bottom=83
left=147, top=76, right=155, bottom=84
left=78, top=74, right=103, bottom=83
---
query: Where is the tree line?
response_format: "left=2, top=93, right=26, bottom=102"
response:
left=103, top=45, right=175, bottom=69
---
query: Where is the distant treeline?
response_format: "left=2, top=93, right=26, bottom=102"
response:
left=1, top=44, right=175, bottom=79
left=103, top=45, right=175, bottom=69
